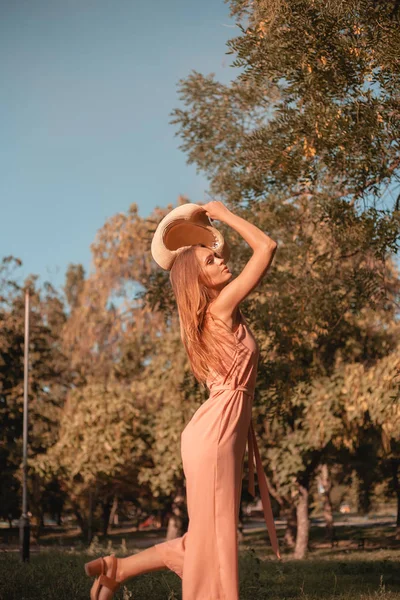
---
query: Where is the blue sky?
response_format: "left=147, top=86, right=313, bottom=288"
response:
left=1, top=0, right=238, bottom=294
left=1, top=2, right=398, bottom=301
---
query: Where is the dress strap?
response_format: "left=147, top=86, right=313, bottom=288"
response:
left=207, top=307, right=242, bottom=333
left=247, top=419, right=281, bottom=559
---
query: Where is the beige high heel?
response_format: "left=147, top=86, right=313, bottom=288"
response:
left=84, top=554, right=122, bottom=600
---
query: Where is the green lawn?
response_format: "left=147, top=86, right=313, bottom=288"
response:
left=0, top=521, right=399, bottom=600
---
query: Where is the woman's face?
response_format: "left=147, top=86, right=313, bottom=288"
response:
left=195, top=245, right=232, bottom=289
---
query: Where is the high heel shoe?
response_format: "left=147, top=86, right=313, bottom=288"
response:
left=84, top=554, right=122, bottom=600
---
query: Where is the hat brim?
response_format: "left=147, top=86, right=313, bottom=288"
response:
left=151, top=204, right=230, bottom=270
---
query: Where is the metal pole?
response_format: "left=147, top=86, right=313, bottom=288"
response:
left=88, top=487, right=92, bottom=545
left=19, top=288, right=30, bottom=562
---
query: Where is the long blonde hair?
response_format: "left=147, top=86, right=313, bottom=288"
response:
left=169, top=244, right=237, bottom=388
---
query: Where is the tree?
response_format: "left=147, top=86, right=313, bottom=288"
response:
left=167, top=0, right=400, bottom=558
left=31, top=198, right=202, bottom=539
left=173, top=0, right=400, bottom=214
left=0, top=257, right=71, bottom=535
left=32, top=380, right=154, bottom=539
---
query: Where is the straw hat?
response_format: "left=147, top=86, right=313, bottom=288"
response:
left=151, top=202, right=231, bottom=271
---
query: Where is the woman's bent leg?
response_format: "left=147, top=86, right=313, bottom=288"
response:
left=117, top=545, right=169, bottom=580
left=107, top=532, right=187, bottom=584
left=153, top=532, right=187, bottom=579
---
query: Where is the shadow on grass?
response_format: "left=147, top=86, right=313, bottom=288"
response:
left=1, top=521, right=399, bottom=599
left=239, top=550, right=400, bottom=600
left=0, top=524, right=166, bottom=552
left=242, top=520, right=400, bottom=561
left=0, top=546, right=399, bottom=600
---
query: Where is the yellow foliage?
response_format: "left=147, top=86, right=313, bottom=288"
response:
left=258, top=20, right=268, bottom=38
left=303, top=138, right=316, bottom=158
left=283, top=144, right=294, bottom=153
left=349, top=47, right=361, bottom=57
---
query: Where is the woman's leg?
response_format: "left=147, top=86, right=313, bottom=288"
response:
left=102, top=545, right=168, bottom=583
left=101, top=533, right=187, bottom=586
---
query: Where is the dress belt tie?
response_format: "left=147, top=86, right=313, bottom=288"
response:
left=208, top=384, right=281, bottom=559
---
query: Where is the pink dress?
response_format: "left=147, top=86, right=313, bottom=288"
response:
left=154, top=309, right=280, bottom=599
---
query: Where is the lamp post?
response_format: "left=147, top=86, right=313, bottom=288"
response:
left=19, top=288, right=30, bottom=562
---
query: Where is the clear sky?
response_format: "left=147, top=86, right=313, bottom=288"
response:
left=1, top=0, right=239, bottom=293
left=2, top=2, right=398, bottom=299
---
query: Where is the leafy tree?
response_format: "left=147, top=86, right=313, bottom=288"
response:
left=166, top=0, right=400, bottom=558
left=173, top=0, right=400, bottom=213
left=0, top=258, right=71, bottom=534
left=32, top=199, right=200, bottom=538
left=32, top=380, right=153, bottom=538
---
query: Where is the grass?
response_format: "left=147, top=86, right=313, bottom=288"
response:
left=0, top=520, right=399, bottom=600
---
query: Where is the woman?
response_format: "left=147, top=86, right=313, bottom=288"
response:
left=84, top=200, right=280, bottom=600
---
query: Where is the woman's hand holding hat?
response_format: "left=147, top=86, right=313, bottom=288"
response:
left=201, top=200, right=232, bottom=222
left=150, top=202, right=231, bottom=271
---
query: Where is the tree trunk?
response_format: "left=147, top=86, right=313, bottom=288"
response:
left=30, top=473, right=43, bottom=541
left=318, top=464, right=334, bottom=540
left=73, top=505, right=88, bottom=539
left=237, top=502, right=244, bottom=543
left=166, top=486, right=187, bottom=541
left=358, top=475, right=371, bottom=515
left=391, top=459, right=400, bottom=540
left=102, top=498, right=112, bottom=536
left=294, top=482, right=309, bottom=559
left=71, top=490, right=96, bottom=542
left=108, top=495, right=119, bottom=529
left=88, top=487, right=94, bottom=544
left=160, top=507, right=171, bottom=528
left=283, top=504, right=297, bottom=548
